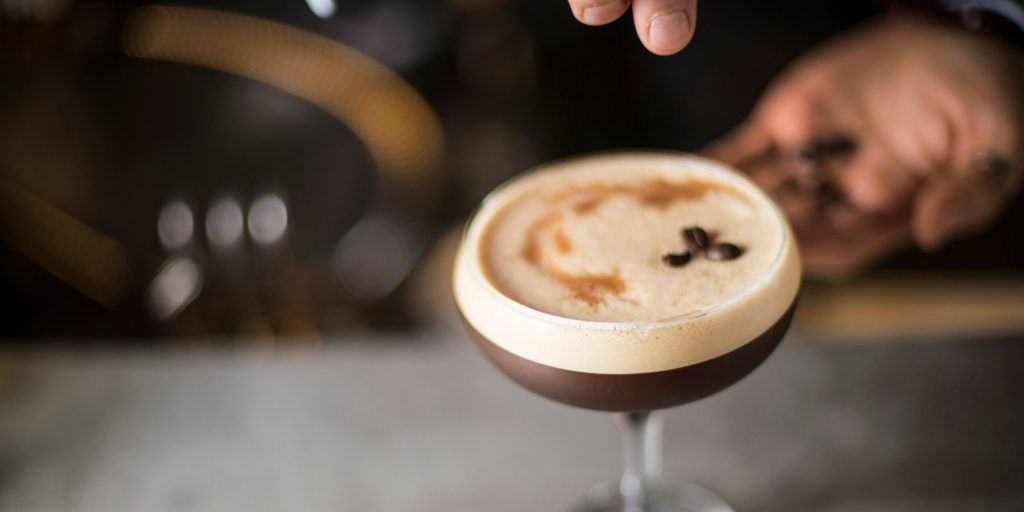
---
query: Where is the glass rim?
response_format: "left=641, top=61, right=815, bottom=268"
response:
left=457, top=149, right=793, bottom=331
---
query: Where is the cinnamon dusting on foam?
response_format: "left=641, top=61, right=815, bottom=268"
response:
left=549, top=270, right=625, bottom=307
left=553, top=229, right=573, bottom=254
left=485, top=177, right=750, bottom=309
left=559, top=178, right=744, bottom=214
left=520, top=212, right=563, bottom=265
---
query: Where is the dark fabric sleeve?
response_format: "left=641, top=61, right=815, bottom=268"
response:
left=890, top=0, right=1024, bottom=47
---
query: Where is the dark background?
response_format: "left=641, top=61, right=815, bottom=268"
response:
left=2, top=0, right=1019, bottom=340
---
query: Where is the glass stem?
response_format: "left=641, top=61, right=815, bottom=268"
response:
left=616, top=411, right=660, bottom=512
left=644, top=411, right=664, bottom=485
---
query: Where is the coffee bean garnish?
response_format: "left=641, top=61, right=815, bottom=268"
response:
left=817, top=181, right=845, bottom=206
left=663, top=225, right=744, bottom=267
left=682, top=227, right=709, bottom=253
left=662, top=252, right=692, bottom=267
left=706, top=243, right=743, bottom=261
left=795, top=136, right=856, bottom=202
left=798, top=135, right=857, bottom=162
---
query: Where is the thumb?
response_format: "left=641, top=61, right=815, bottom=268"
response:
left=912, top=166, right=1011, bottom=251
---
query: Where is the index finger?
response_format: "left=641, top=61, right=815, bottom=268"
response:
left=702, top=120, right=775, bottom=170
left=568, top=0, right=631, bottom=26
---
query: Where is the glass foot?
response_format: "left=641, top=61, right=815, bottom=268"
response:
left=574, top=480, right=736, bottom=512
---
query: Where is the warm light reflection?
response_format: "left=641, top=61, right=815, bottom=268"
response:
left=0, top=178, right=129, bottom=307
left=123, top=6, right=447, bottom=202
left=205, top=196, right=244, bottom=248
left=248, top=193, right=288, bottom=245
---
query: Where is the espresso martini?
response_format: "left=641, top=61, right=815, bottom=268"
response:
left=454, top=152, right=800, bottom=412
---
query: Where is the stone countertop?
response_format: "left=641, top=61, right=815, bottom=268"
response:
left=0, top=334, right=1022, bottom=512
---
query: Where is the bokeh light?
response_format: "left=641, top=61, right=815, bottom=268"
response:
left=157, top=200, right=194, bottom=251
left=205, top=196, right=244, bottom=248
left=248, top=193, right=288, bottom=245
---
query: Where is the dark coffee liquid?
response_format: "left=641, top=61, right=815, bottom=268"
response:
left=462, top=302, right=795, bottom=412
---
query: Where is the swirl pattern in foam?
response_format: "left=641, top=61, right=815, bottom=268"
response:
left=454, top=152, right=800, bottom=374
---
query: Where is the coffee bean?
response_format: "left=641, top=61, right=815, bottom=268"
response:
left=817, top=181, right=844, bottom=205
left=682, top=227, right=709, bottom=252
left=819, top=136, right=857, bottom=156
left=707, top=243, right=743, bottom=261
left=798, top=146, right=824, bottom=163
left=662, top=252, right=692, bottom=267
left=792, top=157, right=824, bottom=191
left=801, top=136, right=857, bottom=161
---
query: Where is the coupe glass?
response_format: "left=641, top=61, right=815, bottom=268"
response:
left=454, top=152, right=800, bottom=511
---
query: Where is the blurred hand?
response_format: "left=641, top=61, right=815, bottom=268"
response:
left=566, top=0, right=697, bottom=55
left=705, top=17, right=1024, bottom=280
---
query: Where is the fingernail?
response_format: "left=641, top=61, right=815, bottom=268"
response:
left=648, top=10, right=691, bottom=54
left=581, top=1, right=624, bottom=25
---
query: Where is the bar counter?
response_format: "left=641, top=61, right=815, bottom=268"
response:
left=0, top=332, right=1021, bottom=511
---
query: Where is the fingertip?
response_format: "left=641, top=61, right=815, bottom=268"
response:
left=632, top=0, right=696, bottom=55
left=911, top=214, right=947, bottom=252
left=910, top=187, right=947, bottom=251
left=644, top=10, right=692, bottom=55
left=911, top=172, right=1005, bottom=252
left=569, top=0, right=630, bottom=26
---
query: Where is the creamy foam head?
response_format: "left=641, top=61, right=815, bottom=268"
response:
left=454, top=152, right=800, bottom=374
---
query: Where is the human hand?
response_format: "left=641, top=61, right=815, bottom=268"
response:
left=566, top=0, right=697, bottom=55
left=705, top=17, right=1024, bottom=280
